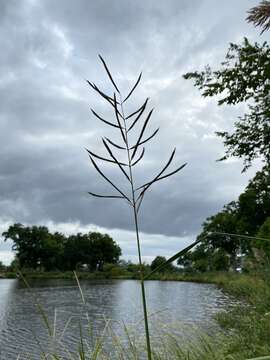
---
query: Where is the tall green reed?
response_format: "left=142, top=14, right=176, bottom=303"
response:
left=85, top=56, right=187, bottom=359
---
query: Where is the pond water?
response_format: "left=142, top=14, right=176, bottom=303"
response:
left=0, top=278, right=234, bottom=359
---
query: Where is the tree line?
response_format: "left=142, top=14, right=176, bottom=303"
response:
left=2, top=224, right=121, bottom=271
left=0, top=222, right=178, bottom=275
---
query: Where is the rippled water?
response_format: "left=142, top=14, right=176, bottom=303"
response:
left=0, top=279, right=234, bottom=359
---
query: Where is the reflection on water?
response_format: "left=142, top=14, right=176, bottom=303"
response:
left=0, top=279, right=235, bottom=359
left=0, top=280, right=17, bottom=335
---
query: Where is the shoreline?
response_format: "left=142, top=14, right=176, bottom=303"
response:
left=0, top=270, right=252, bottom=286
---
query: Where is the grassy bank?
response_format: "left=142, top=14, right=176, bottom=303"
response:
left=214, top=271, right=270, bottom=359
left=0, top=269, right=255, bottom=282
left=0, top=270, right=135, bottom=280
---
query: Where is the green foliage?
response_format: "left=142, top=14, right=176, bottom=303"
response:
left=199, top=202, right=240, bottom=257
left=177, top=244, right=211, bottom=272
left=63, top=233, right=91, bottom=271
left=0, top=260, right=6, bottom=272
left=237, top=166, right=270, bottom=236
left=214, top=272, right=270, bottom=359
left=2, top=223, right=55, bottom=270
left=177, top=246, right=230, bottom=272
left=88, top=232, right=121, bottom=271
left=102, top=263, right=131, bottom=277
left=2, top=224, right=121, bottom=272
left=253, top=217, right=270, bottom=263
left=179, top=166, right=270, bottom=273
left=150, top=256, right=166, bottom=271
left=212, top=249, right=230, bottom=271
left=184, top=38, right=270, bottom=172
left=257, top=217, right=270, bottom=239
left=178, top=203, right=240, bottom=272
left=121, top=260, right=150, bottom=274
left=150, top=256, right=175, bottom=273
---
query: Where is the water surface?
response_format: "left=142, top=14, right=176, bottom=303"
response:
left=0, top=278, right=234, bottom=359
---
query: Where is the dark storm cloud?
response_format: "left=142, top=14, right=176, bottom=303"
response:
left=0, top=0, right=266, bottom=263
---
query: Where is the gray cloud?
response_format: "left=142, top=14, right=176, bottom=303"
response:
left=0, top=0, right=266, bottom=264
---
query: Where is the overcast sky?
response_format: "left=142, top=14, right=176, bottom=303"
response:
left=0, top=0, right=267, bottom=265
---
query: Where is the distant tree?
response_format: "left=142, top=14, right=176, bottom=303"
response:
left=187, top=167, right=270, bottom=272
left=2, top=224, right=65, bottom=271
left=3, top=224, right=122, bottom=272
left=88, top=232, right=121, bottom=271
left=150, top=256, right=166, bottom=272
left=3, top=224, right=44, bottom=269
left=150, top=256, right=174, bottom=273
left=177, top=244, right=230, bottom=272
left=184, top=38, right=270, bottom=172
left=62, top=233, right=87, bottom=270
left=40, top=232, right=65, bottom=271
left=0, top=261, right=6, bottom=272
left=63, top=232, right=121, bottom=271
left=197, top=202, right=241, bottom=270
left=124, top=261, right=150, bottom=275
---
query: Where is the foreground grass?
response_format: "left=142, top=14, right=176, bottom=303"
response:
left=215, top=271, right=270, bottom=359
